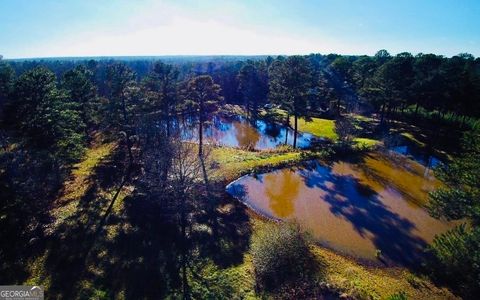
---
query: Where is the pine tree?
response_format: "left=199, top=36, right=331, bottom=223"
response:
left=10, top=67, right=86, bottom=163
left=182, top=75, right=223, bottom=156
left=142, top=61, right=179, bottom=136
left=62, top=65, right=98, bottom=133
left=269, top=56, right=313, bottom=148
left=428, top=130, right=480, bottom=297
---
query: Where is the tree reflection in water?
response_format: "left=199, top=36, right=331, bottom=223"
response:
left=264, top=169, right=301, bottom=218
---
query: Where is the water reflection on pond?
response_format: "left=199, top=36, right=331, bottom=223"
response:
left=179, top=116, right=313, bottom=149
left=390, top=144, right=441, bottom=169
left=227, top=152, right=454, bottom=266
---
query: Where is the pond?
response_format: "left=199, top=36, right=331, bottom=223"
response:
left=385, top=135, right=442, bottom=169
left=179, top=116, right=314, bottom=150
left=390, top=144, right=441, bottom=169
left=226, top=152, right=454, bottom=266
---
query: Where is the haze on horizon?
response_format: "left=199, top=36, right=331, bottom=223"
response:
left=1, top=0, right=479, bottom=59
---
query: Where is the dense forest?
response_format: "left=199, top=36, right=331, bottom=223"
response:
left=0, top=51, right=479, bottom=299
left=5, top=51, right=480, bottom=121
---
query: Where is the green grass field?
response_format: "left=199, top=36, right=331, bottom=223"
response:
left=291, top=116, right=338, bottom=140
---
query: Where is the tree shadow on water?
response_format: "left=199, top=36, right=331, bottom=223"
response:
left=298, top=162, right=430, bottom=269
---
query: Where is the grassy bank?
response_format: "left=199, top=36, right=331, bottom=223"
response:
left=291, top=116, right=338, bottom=140
left=290, top=113, right=382, bottom=149
left=209, top=146, right=319, bottom=182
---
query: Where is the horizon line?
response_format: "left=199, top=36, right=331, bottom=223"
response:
left=2, top=51, right=478, bottom=61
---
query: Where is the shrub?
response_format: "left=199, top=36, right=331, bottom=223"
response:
left=250, top=222, right=319, bottom=292
left=387, top=291, right=408, bottom=300
left=427, top=224, right=480, bottom=297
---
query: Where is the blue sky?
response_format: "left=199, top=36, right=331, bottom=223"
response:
left=1, top=0, right=479, bottom=58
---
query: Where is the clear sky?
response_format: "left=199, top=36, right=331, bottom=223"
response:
left=1, top=0, right=479, bottom=59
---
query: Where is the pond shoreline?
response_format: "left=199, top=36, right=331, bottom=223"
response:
left=224, top=150, right=453, bottom=269
left=226, top=163, right=391, bottom=268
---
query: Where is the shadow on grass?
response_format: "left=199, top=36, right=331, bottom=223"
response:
left=39, top=150, right=253, bottom=299
left=192, top=185, right=252, bottom=268
left=388, top=115, right=464, bottom=158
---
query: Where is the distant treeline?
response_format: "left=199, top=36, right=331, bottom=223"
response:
left=4, top=51, right=480, bottom=124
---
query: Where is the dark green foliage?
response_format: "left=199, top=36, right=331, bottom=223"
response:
left=429, top=225, right=480, bottom=297
left=351, top=56, right=376, bottom=90
left=411, top=53, right=444, bottom=113
left=10, top=66, right=57, bottom=131
left=0, top=65, right=89, bottom=282
left=182, top=75, right=223, bottom=156
left=374, top=49, right=392, bottom=63
left=427, top=130, right=480, bottom=297
left=439, top=55, right=480, bottom=120
left=428, top=130, right=480, bottom=224
left=182, top=75, right=223, bottom=116
left=10, top=67, right=86, bottom=163
left=0, top=66, right=88, bottom=281
left=335, top=115, right=356, bottom=144
left=62, top=65, right=98, bottom=130
left=0, top=66, right=86, bottom=283
left=331, top=55, right=355, bottom=83
left=238, top=61, right=268, bottom=118
left=268, top=56, right=313, bottom=115
left=326, top=50, right=480, bottom=125
left=105, top=63, right=140, bottom=165
left=46, top=92, right=86, bottom=164
left=105, top=63, right=137, bottom=128
left=362, top=53, right=414, bottom=124
left=5, top=52, right=480, bottom=124
left=251, top=222, right=319, bottom=292
left=0, top=61, right=14, bottom=111
left=141, top=62, right=179, bottom=136
left=143, top=62, right=179, bottom=112
left=0, top=146, right=65, bottom=282
left=269, top=56, right=313, bottom=147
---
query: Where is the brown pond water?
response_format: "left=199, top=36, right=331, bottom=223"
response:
left=226, top=152, right=454, bottom=266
